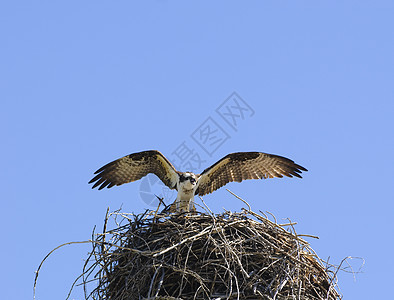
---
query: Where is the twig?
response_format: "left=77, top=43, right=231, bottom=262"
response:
left=33, top=240, right=92, bottom=300
left=226, top=189, right=251, bottom=211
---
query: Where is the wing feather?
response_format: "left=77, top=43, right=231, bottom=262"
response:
left=196, top=152, right=307, bottom=196
left=89, top=150, right=178, bottom=190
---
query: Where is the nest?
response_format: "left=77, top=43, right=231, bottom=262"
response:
left=80, top=201, right=341, bottom=300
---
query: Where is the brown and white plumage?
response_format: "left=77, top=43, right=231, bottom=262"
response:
left=89, top=150, right=178, bottom=190
left=89, top=150, right=307, bottom=212
left=195, top=152, right=307, bottom=196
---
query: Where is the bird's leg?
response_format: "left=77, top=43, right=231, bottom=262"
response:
left=176, top=199, right=180, bottom=211
left=180, top=199, right=187, bottom=213
left=188, top=198, right=195, bottom=212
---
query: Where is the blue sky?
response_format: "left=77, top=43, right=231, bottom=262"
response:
left=1, top=1, right=393, bottom=299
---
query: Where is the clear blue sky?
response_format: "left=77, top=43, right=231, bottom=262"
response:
left=1, top=1, right=393, bottom=299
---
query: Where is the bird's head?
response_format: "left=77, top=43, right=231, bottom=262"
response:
left=179, top=172, right=198, bottom=190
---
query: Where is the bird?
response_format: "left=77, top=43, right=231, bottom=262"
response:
left=89, top=150, right=307, bottom=212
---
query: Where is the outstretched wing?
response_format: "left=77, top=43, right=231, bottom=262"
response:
left=195, top=152, right=307, bottom=196
left=89, top=150, right=178, bottom=190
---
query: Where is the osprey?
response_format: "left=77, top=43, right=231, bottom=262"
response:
left=89, top=150, right=307, bottom=212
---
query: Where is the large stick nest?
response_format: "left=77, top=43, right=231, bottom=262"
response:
left=82, top=203, right=341, bottom=300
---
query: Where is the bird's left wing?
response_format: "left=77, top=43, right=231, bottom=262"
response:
left=195, top=152, right=307, bottom=196
left=89, top=150, right=178, bottom=190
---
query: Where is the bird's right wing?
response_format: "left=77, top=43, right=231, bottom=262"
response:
left=89, top=150, right=178, bottom=190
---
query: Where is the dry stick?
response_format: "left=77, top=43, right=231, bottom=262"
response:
left=162, top=261, right=210, bottom=296
left=66, top=259, right=98, bottom=300
left=218, top=223, right=250, bottom=279
left=266, top=210, right=277, bottom=224
left=199, top=196, right=214, bottom=217
left=148, top=263, right=163, bottom=298
left=273, top=277, right=288, bottom=299
left=249, top=209, right=312, bottom=244
left=101, top=208, right=111, bottom=285
left=246, top=227, right=313, bottom=269
left=209, top=219, right=247, bottom=295
left=179, top=234, right=199, bottom=297
left=297, top=233, right=319, bottom=239
left=152, top=225, right=213, bottom=257
left=278, top=222, right=298, bottom=227
left=82, top=227, right=100, bottom=300
left=34, top=237, right=151, bottom=298
left=259, top=210, right=270, bottom=220
left=285, top=217, right=300, bottom=241
left=226, top=189, right=251, bottom=211
left=153, top=268, right=165, bottom=298
left=33, top=240, right=92, bottom=300
left=211, top=263, right=240, bottom=300
left=153, top=195, right=164, bottom=220
left=326, top=256, right=364, bottom=300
